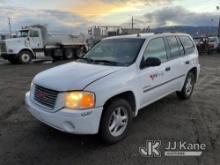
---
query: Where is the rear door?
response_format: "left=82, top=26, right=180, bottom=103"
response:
left=165, top=36, right=186, bottom=90
left=178, top=36, right=196, bottom=75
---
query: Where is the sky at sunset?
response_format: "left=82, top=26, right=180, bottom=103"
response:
left=0, top=0, right=220, bottom=34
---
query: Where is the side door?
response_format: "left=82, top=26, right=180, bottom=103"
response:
left=138, top=37, right=175, bottom=107
left=164, top=36, right=186, bottom=90
left=29, top=29, right=43, bottom=49
left=178, top=36, right=196, bottom=77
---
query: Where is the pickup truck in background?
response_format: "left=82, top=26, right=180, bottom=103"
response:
left=0, top=25, right=87, bottom=64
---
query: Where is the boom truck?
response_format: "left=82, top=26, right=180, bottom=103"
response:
left=0, top=25, right=87, bottom=64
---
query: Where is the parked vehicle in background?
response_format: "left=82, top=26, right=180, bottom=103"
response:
left=25, top=33, right=200, bottom=143
left=193, top=37, right=209, bottom=54
left=208, top=36, right=220, bottom=53
left=193, top=36, right=220, bottom=54
left=0, top=25, right=87, bottom=64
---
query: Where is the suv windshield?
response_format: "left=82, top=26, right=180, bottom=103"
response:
left=19, top=30, right=29, bottom=38
left=80, top=38, right=145, bottom=66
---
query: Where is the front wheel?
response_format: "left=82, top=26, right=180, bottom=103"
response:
left=176, top=72, right=195, bottom=99
left=100, top=98, right=132, bottom=144
left=19, top=51, right=32, bottom=64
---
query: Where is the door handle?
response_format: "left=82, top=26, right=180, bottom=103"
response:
left=165, top=67, right=171, bottom=71
left=185, top=61, right=190, bottom=65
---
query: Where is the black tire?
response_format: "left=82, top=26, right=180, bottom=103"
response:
left=176, top=72, right=195, bottom=99
left=52, top=49, right=63, bottom=61
left=64, top=49, right=74, bottom=60
left=75, top=47, right=85, bottom=58
left=100, top=98, right=132, bottom=144
left=19, top=51, right=32, bottom=64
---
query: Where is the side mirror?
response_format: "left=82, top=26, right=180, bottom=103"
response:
left=141, top=57, right=161, bottom=69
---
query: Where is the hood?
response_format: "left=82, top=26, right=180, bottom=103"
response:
left=5, top=38, right=28, bottom=51
left=33, top=62, right=123, bottom=91
left=5, top=38, right=26, bottom=44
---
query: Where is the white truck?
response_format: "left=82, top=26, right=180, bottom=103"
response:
left=0, top=25, right=87, bottom=64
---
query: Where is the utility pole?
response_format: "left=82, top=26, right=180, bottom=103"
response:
left=217, top=6, right=220, bottom=37
left=8, top=17, right=12, bottom=38
left=132, top=16, right=134, bottom=30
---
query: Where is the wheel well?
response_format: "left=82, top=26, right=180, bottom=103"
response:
left=19, top=49, right=34, bottom=58
left=103, top=91, right=136, bottom=117
left=189, top=67, right=197, bottom=82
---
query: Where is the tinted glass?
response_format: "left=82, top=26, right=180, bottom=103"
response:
left=143, top=38, right=167, bottom=62
left=83, top=38, right=145, bottom=66
left=179, top=36, right=195, bottom=54
left=167, top=36, right=180, bottom=59
left=30, top=30, right=39, bottom=37
left=19, top=30, right=28, bottom=37
left=178, top=38, right=185, bottom=56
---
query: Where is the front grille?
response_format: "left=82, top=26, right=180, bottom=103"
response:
left=34, top=85, right=58, bottom=109
left=0, top=41, right=6, bottom=53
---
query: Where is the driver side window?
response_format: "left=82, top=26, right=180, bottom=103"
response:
left=143, top=38, right=167, bottom=63
left=30, top=30, right=39, bottom=38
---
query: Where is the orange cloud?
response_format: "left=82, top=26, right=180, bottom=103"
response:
left=67, top=0, right=174, bottom=21
left=69, top=0, right=138, bottom=19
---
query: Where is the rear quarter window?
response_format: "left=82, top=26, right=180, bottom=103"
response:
left=179, top=36, right=195, bottom=55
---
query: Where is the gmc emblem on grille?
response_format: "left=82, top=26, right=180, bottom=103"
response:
left=36, top=90, right=49, bottom=100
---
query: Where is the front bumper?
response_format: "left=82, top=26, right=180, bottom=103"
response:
left=25, top=92, right=103, bottom=134
left=1, top=53, right=18, bottom=60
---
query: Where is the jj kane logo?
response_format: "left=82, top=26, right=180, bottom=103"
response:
left=139, top=140, right=206, bottom=157
left=139, top=140, right=161, bottom=157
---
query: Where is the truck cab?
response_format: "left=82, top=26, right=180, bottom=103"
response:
left=25, top=28, right=44, bottom=49
left=0, top=27, right=44, bottom=64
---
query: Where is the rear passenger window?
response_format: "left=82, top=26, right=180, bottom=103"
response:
left=166, top=36, right=180, bottom=59
left=143, top=38, right=167, bottom=63
left=179, top=36, right=195, bottom=55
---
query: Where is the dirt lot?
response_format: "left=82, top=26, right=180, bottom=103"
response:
left=0, top=54, right=220, bottom=165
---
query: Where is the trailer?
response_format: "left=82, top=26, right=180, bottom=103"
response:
left=0, top=25, right=87, bottom=64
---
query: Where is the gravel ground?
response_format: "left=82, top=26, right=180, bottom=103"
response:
left=0, top=54, right=220, bottom=165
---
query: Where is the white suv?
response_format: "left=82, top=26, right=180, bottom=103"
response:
left=25, top=33, right=200, bottom=143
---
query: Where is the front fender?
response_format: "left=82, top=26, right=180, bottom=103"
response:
left=85, top=66, right=141, bottom=116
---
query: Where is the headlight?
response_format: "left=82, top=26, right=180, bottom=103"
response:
left=65, top=91, right=95, bottom=110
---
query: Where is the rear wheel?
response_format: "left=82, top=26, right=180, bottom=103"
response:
left=176, top=72, right=195, bottom=99
left=52, top=49, right=63, bottom=62
left=64, top=49, right=74, bottom=60
left=19, top=51, right=32, bottom=64
left=100, top=98, right=132, bottom=144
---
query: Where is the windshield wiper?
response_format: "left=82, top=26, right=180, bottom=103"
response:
left=78, top=58, right=121, bottom=66
left=77, top=57, right=93, bottom=62
left=91, top=59, right=119, bottom=66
